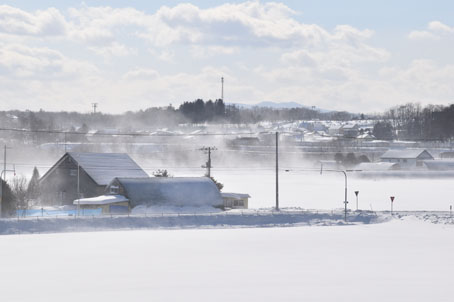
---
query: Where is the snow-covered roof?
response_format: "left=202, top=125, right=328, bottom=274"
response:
left=380, top=149, right=434, bottom=160
left=342, top=124, right=358, bottom=129
left=356, top=162, right=399, bottom=171
left=423, top=160, right=454, bottom=171
left=221, top=193, right=251, bottom=199
left=357, top=133, right=375, bottom=139
left=74, top=195, right=129, bottom=205
left=67, top=152, right=148, bottom=185
left=329, top=125, right=342, bottom=130
left=110, top=177, right=223, bottom=207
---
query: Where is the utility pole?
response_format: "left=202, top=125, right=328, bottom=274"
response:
left=342, top=170, right=348, bottom=222
left=0, top=145, right=13, bottom=217
left=221, top=77, right=224, bottom=101
left=276, top=132, right=279, bottom=211
left=91, top=103, right=98, bottom=114
left=77, top=163, right=80, bottom=216
left=201, top=147, right=216, bottom=177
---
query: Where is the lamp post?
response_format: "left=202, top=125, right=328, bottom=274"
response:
left=284, top=168, right=359, bottom=222
left=341, top=170, right=348, bottom=222
left=319, top=166, right=349, bottom=222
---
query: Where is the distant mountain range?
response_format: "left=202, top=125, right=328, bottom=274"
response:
left=228, top=101, right=333, bottom=113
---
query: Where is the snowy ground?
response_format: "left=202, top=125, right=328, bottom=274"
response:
left=171, top=168, right=454, bottom=211
left=0, top=217, right=453, bottom=302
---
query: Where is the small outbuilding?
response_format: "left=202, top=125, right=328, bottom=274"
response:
left=423, top=160, right=454, bottom=171
left=74, top=195, right=130, bottom=214
left=356, top=162, right=400, bottom=171
left=221, top=193, right=250, bottom=209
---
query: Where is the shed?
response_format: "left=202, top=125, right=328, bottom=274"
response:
left=380, top=149, right=433, bottom=169
left=423, top=160, right=454, bottom=171
left=356, top=162, right=400, bottom=171
left=74, top=195, right=130, bottom=214
left=221, top=193, right=250, bottom=209
left=106, top=177, right=223, bottom=208
left=39, top=152, right=148, bottom=205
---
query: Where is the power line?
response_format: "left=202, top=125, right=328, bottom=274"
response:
left=0, top=127, right=258, bottom=137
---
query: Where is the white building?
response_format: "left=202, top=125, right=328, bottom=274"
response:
left=221, top=193, right=250, bottom=209
left=380, top=149, right=434, bottom=169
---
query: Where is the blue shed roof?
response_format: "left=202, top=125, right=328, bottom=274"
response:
left=109, top=177, right=222, bottom=207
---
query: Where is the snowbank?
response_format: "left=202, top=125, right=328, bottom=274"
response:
left=0, top=209, right=383, bottom=235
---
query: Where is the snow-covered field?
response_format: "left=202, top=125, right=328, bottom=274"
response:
left=174, top=168, right=454, bottom=211
left=1, top=217, right=453, bottom=302
left=3, top=165, right=453, bottom=301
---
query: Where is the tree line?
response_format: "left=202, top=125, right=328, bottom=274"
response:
left=373, top=103, right=454, bottom=140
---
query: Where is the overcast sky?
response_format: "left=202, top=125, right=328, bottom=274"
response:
left=1, top=1, right=453, bottom=113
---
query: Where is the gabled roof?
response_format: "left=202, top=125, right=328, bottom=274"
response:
left=110, top=177, right=222, bottom=207
left=380, top=149, right=434, bottom=160
left=40, top=152, right=148, bottom=186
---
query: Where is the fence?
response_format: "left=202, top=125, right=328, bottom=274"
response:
left=16, top=208, right=103, bottom=218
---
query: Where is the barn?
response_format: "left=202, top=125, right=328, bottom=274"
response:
left=380, top=149, right=434, bottom=169
left=39, top=152, right=148, bottom=205
left=104, top=177, right=223, bottom=208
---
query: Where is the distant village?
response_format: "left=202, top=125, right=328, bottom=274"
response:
left=1, top=101, right=454, bottom=217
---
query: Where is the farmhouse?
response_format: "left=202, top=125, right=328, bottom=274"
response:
left=104, top=177, right=223, bottom=208
left=40, top=152, right=148, bottom=205
left=380, top=149, right=434, bottom=169
left=340, top=124, right=359, bottom=138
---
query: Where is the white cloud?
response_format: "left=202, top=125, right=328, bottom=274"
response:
left=0, top=5, right=67, bottom=36
left=409, top=21, right=454, bottom=40
left=0, top=44, right=97, bottom=78
left=123, top=68, right=160, bottom=80
left=1, top=3, right=453, bottom=113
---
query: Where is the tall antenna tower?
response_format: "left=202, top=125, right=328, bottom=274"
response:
left=221, top=77, right=224, bottom=101
left=91, top=103, right=98, bottom=114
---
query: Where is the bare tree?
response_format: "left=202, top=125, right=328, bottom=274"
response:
left=11, top=175, right=28, bottom=211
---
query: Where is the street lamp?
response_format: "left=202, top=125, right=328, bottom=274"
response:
left=284, top=167, right=360, bottom=222
left=320, top=167, right=361, bottom=222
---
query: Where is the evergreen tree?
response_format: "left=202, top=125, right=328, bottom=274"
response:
left=26, top=167, right=40, bottom=201
left=1, top=179, right=15, bottom=217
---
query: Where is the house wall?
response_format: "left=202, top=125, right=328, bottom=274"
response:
left=381, top=158, right=422, bottom=169
left=40, top=156, right=105, bottom=206
left=223, top=197, right=248, bottom=209
left=79, top=201, right=130, bottom=214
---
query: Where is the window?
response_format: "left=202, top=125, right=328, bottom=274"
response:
left=110, top=185, right=119, bottom=194
left=233, top=200, right=244, bottom=207
left=69, top=169, right=77, bottom=176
